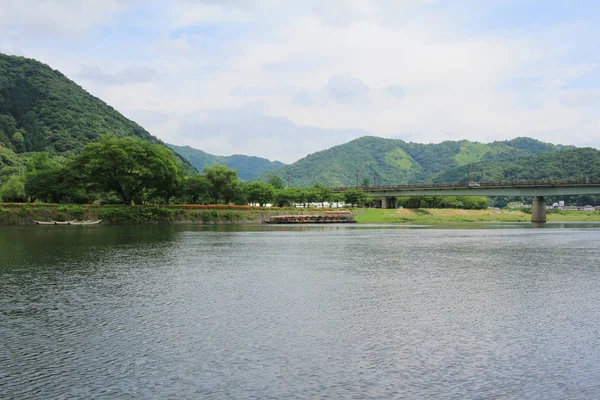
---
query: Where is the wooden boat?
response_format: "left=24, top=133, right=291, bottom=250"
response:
left=265, top=212, right=355, bottom=224
left=52, top=220, right=76, bottom=225
left=34, top=220, right=101, bottom=225
left=68, top=220, right=102, bottom=225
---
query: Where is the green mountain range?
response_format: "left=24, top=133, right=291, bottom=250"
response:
left=255, top=136, right=578, bottom=187
left=2, top=53, right=597, bottom=191
left=166, top=143, right=285, bottom=181
left=434, top=147, right=600, bottom=184
left=0, top=53, right=201, bottom=180
left=0, top=53, right=159, bottom=154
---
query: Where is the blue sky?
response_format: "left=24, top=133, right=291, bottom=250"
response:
left=1, top=0, right=599, bottom=163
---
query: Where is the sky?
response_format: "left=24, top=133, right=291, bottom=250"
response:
left=1, top=0, right=600, bottom=163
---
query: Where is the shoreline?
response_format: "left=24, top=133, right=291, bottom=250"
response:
left=354, top=208, right=600, bottom=223
left=2, top=204, right=599, bottom=225
left=0, top=204, right=353, bottom=225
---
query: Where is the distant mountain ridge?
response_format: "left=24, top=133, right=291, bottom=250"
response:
left=0, top=53, right=158, bottom=153
left=0, top=53, right=195, bottom=175
left=434, top=147, right=600, bottom=184
left=1, top=53, right=593, bottom=189
left=167, top=143, right=285, bottom=181
left=255, top=136, right=577, bottom=187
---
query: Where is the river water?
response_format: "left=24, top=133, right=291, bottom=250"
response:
left=2, top=223, right=600, bottom=399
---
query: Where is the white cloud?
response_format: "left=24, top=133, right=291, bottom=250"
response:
left=386, top=85, right=405, bottom=99
left=326, top=74, right=371, bottom=104
left=2, top=0, right=600, bottom=162
left=162, top=104, right=367, bottom=163
left=0, top=0, right=132, bottom=37
left=79, top=65, right=159, bottom=85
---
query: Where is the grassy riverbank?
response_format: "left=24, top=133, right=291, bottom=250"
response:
left=3, top=203, right=599, bottom=225
left=0, top=204, right=351, bottom=225
left=354, top=208, right=600, bottom=223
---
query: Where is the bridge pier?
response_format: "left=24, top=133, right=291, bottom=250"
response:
left=531, top=196, right=547, bottom=223
left=381, top=196, right=397, bottom=209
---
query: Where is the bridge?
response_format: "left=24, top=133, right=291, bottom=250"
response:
left=332, top=179, right=600, bottom=223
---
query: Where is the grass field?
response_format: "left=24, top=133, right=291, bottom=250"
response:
left=354, top=208, right=600, bottom=224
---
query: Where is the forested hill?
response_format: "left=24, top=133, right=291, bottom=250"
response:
left=432, top=147, right=600, bottom=183
left=258, top=136, right=575, bottom=187
left=0, top=53, right=157, bottom=154
left=167, top=144, right=285, bottom=181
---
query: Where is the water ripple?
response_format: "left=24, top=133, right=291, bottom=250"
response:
left=2, top=226, right=600, bottom=398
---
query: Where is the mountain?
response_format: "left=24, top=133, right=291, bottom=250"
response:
left=167, top=143, right=285, bottom=181
left=0, top=53, right=159, bottom=154
left=256, top=136, right=576, bottom=187
left=0, top=53, right=195, bottom=175
left=433, top=147, right=600, bottom=183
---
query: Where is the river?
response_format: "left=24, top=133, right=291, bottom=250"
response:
left=2, top=223, right=600, bottom=399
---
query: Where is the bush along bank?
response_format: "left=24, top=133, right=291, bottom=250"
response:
left=0, top=204, right=352, bottom=225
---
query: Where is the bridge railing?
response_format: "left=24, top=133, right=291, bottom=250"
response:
left=331, top=179, right=600, bottom=192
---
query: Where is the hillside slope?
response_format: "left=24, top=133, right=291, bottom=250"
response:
left=0, top=53, right=157, bottom=154
left=0, top=53, right=197, bottom=178
left=433, top=147, right=600, bottom=183
left=167, top=144, right=285, bottom=181
left=258, top=136, right=574, bottom=187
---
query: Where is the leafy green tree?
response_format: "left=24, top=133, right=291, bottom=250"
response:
left=397, top=195, right=489, bottom=209
left=295, top=188, right=309, bottom=207
left=312, top=184, right=334, bottom=207
left=275, top=187, right=303, bottom=207
left=25, top=152, right=58, bottom=172
left=204, top=165, right=242, bottom=204
left=25, top=166, right=91, bottom=204
left=71, top=136, right=184, bottom=204
left=0, top=115, right=17, bottom=151
left=185, top=175, right=212, bottom=204
left=305, top=187, right=319, bottom=207
left=343, top=189, right=367, bottom=207
left=11, top=131, right=25, bottom=153
left=268, top=175, right=285, bottom=190
left=459, top=196, right=489, bottom=210
left=330, top=192, right=343, bottom=207
left=0, top=175, right=27, bottom=202
left=224, top=180, right=244, bottom=205
left=245, top=181, right=276, bottom=206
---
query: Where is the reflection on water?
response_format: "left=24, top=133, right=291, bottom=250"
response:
left=2, top=224, right=600, bottom=399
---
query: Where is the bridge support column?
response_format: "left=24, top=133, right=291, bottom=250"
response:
left=531, top=196, right=547, bottom=223
left=381, top=196, right=397, bottom=209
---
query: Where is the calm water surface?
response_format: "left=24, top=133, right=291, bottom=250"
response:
left=2, top=223, right=600, bottom=399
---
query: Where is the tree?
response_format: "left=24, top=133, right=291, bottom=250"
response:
left=312, top=184, right=333, bottom=207
left=268, top=175, right=285, bottom=190
left=275, top=187, right=303, bottom=207
left=70, top=136, right=184, bottom=204
left=11, top=131, right=26, bottom=153
left=0, top=175, right=27, bottom=202
left=245, top=181, right=276, bottom=206
left=204, top=165, right=242, bottom=204
left=305, top=187, right=319, bottom=207
left=343, top=189, right=367, bottom=207
left=185, top=175, right=212, bottom=204
left=330, top=192, right=343, bottom=208
left=25, top=152, right=58, bottom=172
left=25, top=166, right=91, bottom=204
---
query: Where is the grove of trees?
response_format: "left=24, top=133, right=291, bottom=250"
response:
left=0, top=135, right=501, bottom=210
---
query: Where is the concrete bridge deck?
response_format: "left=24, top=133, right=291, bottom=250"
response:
left=332, top=179, right=600, bottom=223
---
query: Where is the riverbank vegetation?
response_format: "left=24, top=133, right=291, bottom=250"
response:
left=354, top=208, right=600, bottom=224
left=3, top=202, right=599, bottom=225
left=0, top=136, right=346, bottom=207
left=0, top=203, right=352, bottom=225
